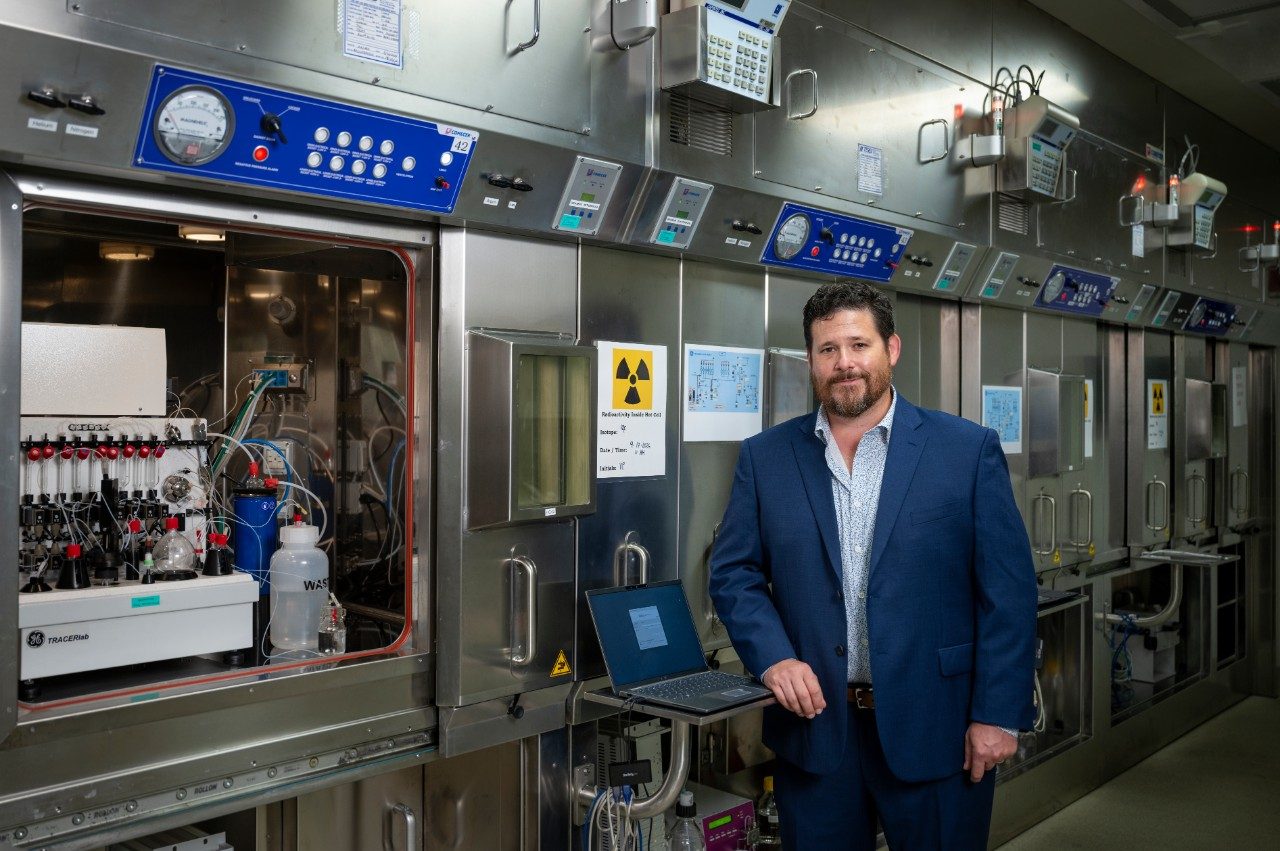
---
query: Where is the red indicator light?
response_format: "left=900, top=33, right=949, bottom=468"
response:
left=953, top=103, right=964, bottom=120
left=810, top=246, right=821, bottom=257
left=1132, top=175, right=1146, bottom=192
left=252, top=146, right=269, bottom=162
left=1273, top=221, right=1280, bottom=231
left=1243, top=225, right=1260, bottom=233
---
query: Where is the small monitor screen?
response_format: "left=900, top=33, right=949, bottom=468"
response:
left=715, top=0, right=750, bottom=9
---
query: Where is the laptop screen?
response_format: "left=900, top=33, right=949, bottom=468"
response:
left=588, top=581, right=707, bottom=689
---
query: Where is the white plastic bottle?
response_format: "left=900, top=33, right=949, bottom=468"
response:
left=269, top=518, right=329, bottom=651
left=152, top=516, right=195, bottom=573
left=668, top=790, right=706, bottom=851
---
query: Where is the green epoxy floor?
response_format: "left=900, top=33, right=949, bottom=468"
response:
left=999, top=696, right=1280, bottom=849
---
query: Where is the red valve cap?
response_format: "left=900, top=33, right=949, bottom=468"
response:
left=123, top=444, right=136, bottom=458
left=153, top=445, right=166, bottom=458
left=138, top=445, right=151, bottom=458
left=42, top=444, right=55, bottom=459
left=26, top=447, right=41, bottom=462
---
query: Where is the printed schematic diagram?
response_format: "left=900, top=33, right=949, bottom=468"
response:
left=687, top=348, right=762, bottom=414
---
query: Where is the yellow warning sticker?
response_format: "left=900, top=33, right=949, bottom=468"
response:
left=1082, top=381, right=1090, bottom=421
left=1052, top=549, right=1061, bottom=565
left=612, top=348, right=654, bottom=410
left=551, top=649, right=572, bottom=677
left=1150, top=381, right=1165, bottom=416
left=1088, top=542, right=1096, bottom=557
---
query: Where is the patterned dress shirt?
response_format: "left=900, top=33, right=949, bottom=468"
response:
left=814, top=388, right=897, bottom=683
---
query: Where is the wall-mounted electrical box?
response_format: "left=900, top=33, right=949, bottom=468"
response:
left=661, top=0, right=792, bottom=112
left=466, top=331, right=597, bottom=530
left=998, top=96, right=1080, bottom=202
left=649, top=176, right=715, bottom=249
left=1027, top=368, right=1086, bottom=478
left=552, top=156, right=624, bottom=237
left=1166, top=173, right=1228, bottom=251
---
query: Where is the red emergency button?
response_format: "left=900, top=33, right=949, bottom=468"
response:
left=253, top=145, right=269, bottom=162
left=810, top=245, right=821, bottom=257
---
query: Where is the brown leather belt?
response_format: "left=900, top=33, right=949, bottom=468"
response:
left=846, top=684, right=875, bottom=710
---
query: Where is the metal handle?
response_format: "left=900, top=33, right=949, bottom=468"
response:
left=784, top=69, right=818, bottom=120
left=1204, top=231, right=1219, bottom=260
left=1230, top=467, right=1250, bottom=515
left=1187, top=473, right=1207, bottom=525
left=508, top=555, right=538, bottom=665
left=706, top=521, right=723, bottom=630
left=1146, top=478, right=1168, bottom=532
left=1119, top=193, right=1145, bottom=227
left=917, top=118, right=951, bottom=163
left=1031, top=493, right=1056, bottom=556
left=1056, top=168, right=1078, bottom=204
left=1068, top=487, right=1093, bottom=548
left=615, top=532, right=650, bottom=586
left=512, top=0, right=541, bottom=54
left=1238, top=245, right=1261, bottom=273
left=385, top=803, right=420, bottom=851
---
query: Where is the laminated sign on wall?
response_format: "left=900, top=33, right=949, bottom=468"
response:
left=596, top=341, right=667, bottom=479
left=1147, top=379, right=1168, bottom=449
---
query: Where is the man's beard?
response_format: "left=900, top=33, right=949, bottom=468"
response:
left=813, top=363, right=892, bottom=419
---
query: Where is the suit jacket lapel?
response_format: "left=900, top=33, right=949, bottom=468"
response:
left=791, top=414, right=843, bottom=585
left=870, top=397, right=926, bottom=577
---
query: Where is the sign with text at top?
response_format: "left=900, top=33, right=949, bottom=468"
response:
left=596, top=341, right=668, bottom=479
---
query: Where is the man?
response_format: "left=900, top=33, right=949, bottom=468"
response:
left=709, top=281, right=1036, bottom=849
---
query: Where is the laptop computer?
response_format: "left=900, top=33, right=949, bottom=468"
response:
left=586, top=579, right=772, bottom=713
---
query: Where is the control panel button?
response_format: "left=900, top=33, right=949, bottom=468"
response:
left=336, top=131, right=352, bottom=148
left=380, top=139, right=395, bottom=156
left=439, top=151, right=454, bottom=167
left=313, top=127, right=330, bottom=144
left=252, top=146, right=269, bottom=162
left=358, top=135, right=373, bottom=152
left=351, top=159, right=367, bottom=176
left=372, top=163, right=387, bottom=179
left=329, top=155, right=344, bottom=172
left=306, top=151, right=323, bottom=168
left=401, top=156, right=416, bottom=172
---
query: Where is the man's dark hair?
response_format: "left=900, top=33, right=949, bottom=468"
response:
left=803, top=281, right=895, bottom=349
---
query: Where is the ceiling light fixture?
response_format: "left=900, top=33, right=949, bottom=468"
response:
left=178, top=225, right=227, bottom=243
left=98, top=242, right=156, bottom=261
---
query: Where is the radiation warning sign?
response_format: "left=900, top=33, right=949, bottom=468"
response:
left=551, top=649, right=572, bottom=677
left=596, top=341, right=668, bottom=479
left=1147, top=379, right=1168, bottom=449
left=613, top=348, right=654, bottom=409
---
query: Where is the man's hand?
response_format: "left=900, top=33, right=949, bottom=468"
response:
left=963, top=722, right=1016, bottom=782
left=761, top=658, right=826, bottom=719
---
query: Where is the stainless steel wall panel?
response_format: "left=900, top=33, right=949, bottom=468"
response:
left=294, top=766, right=423, bottom=851
left=680, top=259, right=766, bottom=650
left=754, top=7, right=985, bottom=228
left=71, top=0, right=597, bottom=136
left=1173, top=335, right=1214, bottom=541
left=891, top=293, right=961, bottom=415
left=1127, top=329, right=1174, bottom=547
left=0, top=175, right=19, bottom=743
left=576, top=246, right=682, bottom=680
left=422, top=739, right=526, bottom=851
left=803, top=0, right=995, bottom=83
left=437, top=229, right=582, bottom=708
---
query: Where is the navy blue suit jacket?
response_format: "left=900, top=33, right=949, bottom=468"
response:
left=709, top=396, right=1036, bottom=782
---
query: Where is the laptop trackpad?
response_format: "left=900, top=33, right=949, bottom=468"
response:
left=718, top=688, right=754, bottom=699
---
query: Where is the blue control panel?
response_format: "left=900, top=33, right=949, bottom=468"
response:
left=760, top=203, right=912, bottom=283
left=1035, top=265, right=1119, bottom=316
left=134, top=66, right=477, bottom=214
left=1182, top=297, right=1238, bottom=336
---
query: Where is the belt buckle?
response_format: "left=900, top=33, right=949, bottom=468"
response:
left=849, top=685, right=874, bottom=710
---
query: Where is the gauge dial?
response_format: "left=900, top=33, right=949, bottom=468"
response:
left=153, top=86, right=234, bottom=166
left=1041, top=269, right=1067, bottom=302
left=774, top=213, right=811, bottom=260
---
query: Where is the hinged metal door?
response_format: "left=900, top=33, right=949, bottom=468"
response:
left=0, top=174, right=20, bottom=744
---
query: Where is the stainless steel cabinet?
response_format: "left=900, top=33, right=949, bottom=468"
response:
left=1127, top=328, right=1175, bottom=547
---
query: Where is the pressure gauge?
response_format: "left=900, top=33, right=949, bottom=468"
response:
left=153, top=86, right=235, bottom=166
left=774, top=212, right=811, bottom=260
left=1042, top=269, right=1067, bottom=302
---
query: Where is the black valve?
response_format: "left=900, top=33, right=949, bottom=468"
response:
left=259, top=113, right=287, bottom=144
left=507, top=693, right=525, bottom=720
left=511, top=177, right=534, bottom=192
left=1018, top=276, right=1041, bottom=288
left=819, top=227, right=835, bottom=245
left=486, top=173, right=514, bottom=189
left=67, top=94, right=105, bottom=116
left=731, top=220, right=763, bottom=235
left=27, top=88, right=65, bottom=108
left=1112, top=295, right=1130, bottom=304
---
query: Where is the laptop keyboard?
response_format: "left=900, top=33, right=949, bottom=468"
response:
left=631, top=670, right=752, bottom=701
